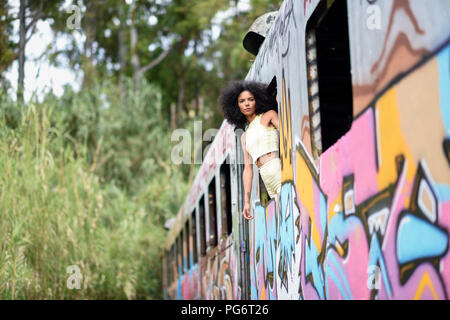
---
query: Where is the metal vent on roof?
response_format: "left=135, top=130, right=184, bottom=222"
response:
left=243, top=11, right=278, bottom=56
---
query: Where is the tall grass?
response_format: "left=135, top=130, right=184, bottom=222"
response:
left=0, top=82, right=186, bottom=299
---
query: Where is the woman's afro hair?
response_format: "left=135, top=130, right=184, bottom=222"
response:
left=218, top=80, right=278, bottom=130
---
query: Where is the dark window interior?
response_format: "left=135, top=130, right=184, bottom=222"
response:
left=180, top=229, right=185, bottom=273
left=191, top=209, right=198, bottom=263
left=220, top=161, right=233, bottom=235
left=185, top=220, right=190, bottom=270
left=176, top=235, right=182, bottom=275
left=267, top=76, right=278, bottom=106
left=199, top=195, right=207, bottom=255
left=208, top=178, right=218, bottom=247
left=169, top=245, right=175, bottom=284
left=307, top=0, right=353, bottom=153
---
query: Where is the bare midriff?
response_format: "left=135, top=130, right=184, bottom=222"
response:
left=256, top=151, right=279, bottom=168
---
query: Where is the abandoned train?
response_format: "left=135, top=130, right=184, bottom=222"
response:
left=163, top=0, right=450, bottom=300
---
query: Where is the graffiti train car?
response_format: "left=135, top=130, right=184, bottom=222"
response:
left=163, top=0, right=450, bottom=300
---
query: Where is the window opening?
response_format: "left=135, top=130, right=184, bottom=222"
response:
left=208, top=178, right=218, bottom=247
left=185, top=220, right=190, bottom=270
left=306, top=0, right=353, bottom=156
left=191, top=209, right=198, bottom=263
left=199, top=195, right=207, bottom=255
left=220, top=160, right=233, bottom=235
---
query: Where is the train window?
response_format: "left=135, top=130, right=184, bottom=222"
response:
left=306, top=0, right=353, bottom=157
left=208, top=178, right=218, bottom=247
left=220, top=161, right=233, bottom=235
left=199, top=195, right=207, bottom=255
left=267, top=76, right=278, bottom=104
left=166, top=250, right=170, bottom=285
left=180, top=229, right=186, bottom=274
left=258, top=76, right=277, bottom=205
left=191, top=209, right=198, bottom=263
left=167, top=247, right=171, bottom=284
left=170, top=243, right=175, bottom=283
left=176, top=235, right=182, bottom=276
left=165, top=252, right=170, bottom=286
left=185, top=220, right=190, bottom=270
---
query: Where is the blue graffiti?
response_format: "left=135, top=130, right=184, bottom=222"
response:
left=368, top=233, right=392, bottom=297
left=325, top=251, right=353, bottom=299
left=397, top=213, right=449, bottom=264
left=438, top=43, right=450, bottom=137
left=325, top=210, right=361, bottom=299
left=436, top=184, right=450, bottom=202
left=177, top=265, right=182, bottom=299
left=279, top=184, right=296, bottom=290
left=305, top=237, right=325, bottom=299
left=253, top=202, right=277, bottom=299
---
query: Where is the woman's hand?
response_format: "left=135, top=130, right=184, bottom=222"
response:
left=243, top=202, right=253, bottom=220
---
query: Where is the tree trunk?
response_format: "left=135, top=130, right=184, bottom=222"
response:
left=198, top=95, right=204, bottom=117
left=170, top=102, right=176, bottom=131
left=129, top=0, right=172, bottom=91
left=129, top=0, right=141, bottom=90
left=81, top=1, right=96, bottom=88
left=194, top=37, right=200, bottom=115
left=17, top=0, right=26, bottom=103
left=177, top=76, right=185, bottom=127
left=118, top=5, right=127, bottom=95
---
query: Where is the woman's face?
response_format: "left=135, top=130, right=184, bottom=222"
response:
left=237, top=90, right=256, bottom=117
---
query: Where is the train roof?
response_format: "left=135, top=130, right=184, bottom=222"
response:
left=164, top=119, right=235, bottom=250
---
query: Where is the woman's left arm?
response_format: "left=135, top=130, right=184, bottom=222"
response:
left=269, top=110, right=279, bottom=130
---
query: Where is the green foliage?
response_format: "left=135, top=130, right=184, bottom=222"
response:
left=0, top=0, right=285, bottom=299
left=0, top=2, right=16, bottom=84
left=0, top=80, right=188, bottom=299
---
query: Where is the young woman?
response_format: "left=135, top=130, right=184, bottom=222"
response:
left=219, top=80, right=281, bottom=220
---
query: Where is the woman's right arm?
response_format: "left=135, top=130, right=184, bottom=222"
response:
left=241, top=133, right=253, bottom=220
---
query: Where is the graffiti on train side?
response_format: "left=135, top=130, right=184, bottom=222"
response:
left=202, top=252, right=238, bottom=299
left=249, top=46, right=450, bottom=300
left=251, top=0, right=300, bottom=78
left=303, top=0, right=314, bottom=15
left=170, top=237, right=242, bottom=300
left=279, top=70, right=294, bottom=181
left=348, top=0, right=450, bottom=114
left=202, top=240, right=242, bottom=300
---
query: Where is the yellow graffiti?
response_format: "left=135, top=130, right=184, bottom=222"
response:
left=375, top=88, right=417, bottom=193
left=414, top=272, right=439, bottom=300
left=280, top=74, right=294, bottom=181
left=260, top=284, right=266, bottom=300
left=296, top=147, right=322, bottom=250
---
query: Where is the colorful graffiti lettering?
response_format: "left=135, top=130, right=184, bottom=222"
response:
left=249, top=44, right=450, bottom=299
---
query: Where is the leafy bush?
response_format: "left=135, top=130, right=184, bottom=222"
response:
left=0, top=79, right=188, bottom=299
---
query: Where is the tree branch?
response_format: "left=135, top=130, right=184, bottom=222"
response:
left=25, top=5, right=45, bottom=34
left=139, top=47, right=172, bottom=75
left=12, top=0, right=45, bottom=62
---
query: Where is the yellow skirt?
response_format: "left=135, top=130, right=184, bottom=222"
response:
left=259, top=157, right=282, bottom=199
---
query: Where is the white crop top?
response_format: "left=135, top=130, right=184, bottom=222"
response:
left=245, top=114, right=280, bottom=163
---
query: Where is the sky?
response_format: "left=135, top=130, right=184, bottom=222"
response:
left=5, top=0, right=82, bottom=102
left=4, top=0, right=251, bottom=103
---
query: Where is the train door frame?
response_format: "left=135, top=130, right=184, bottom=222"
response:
left=234, top=127, right=252, bottom=299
